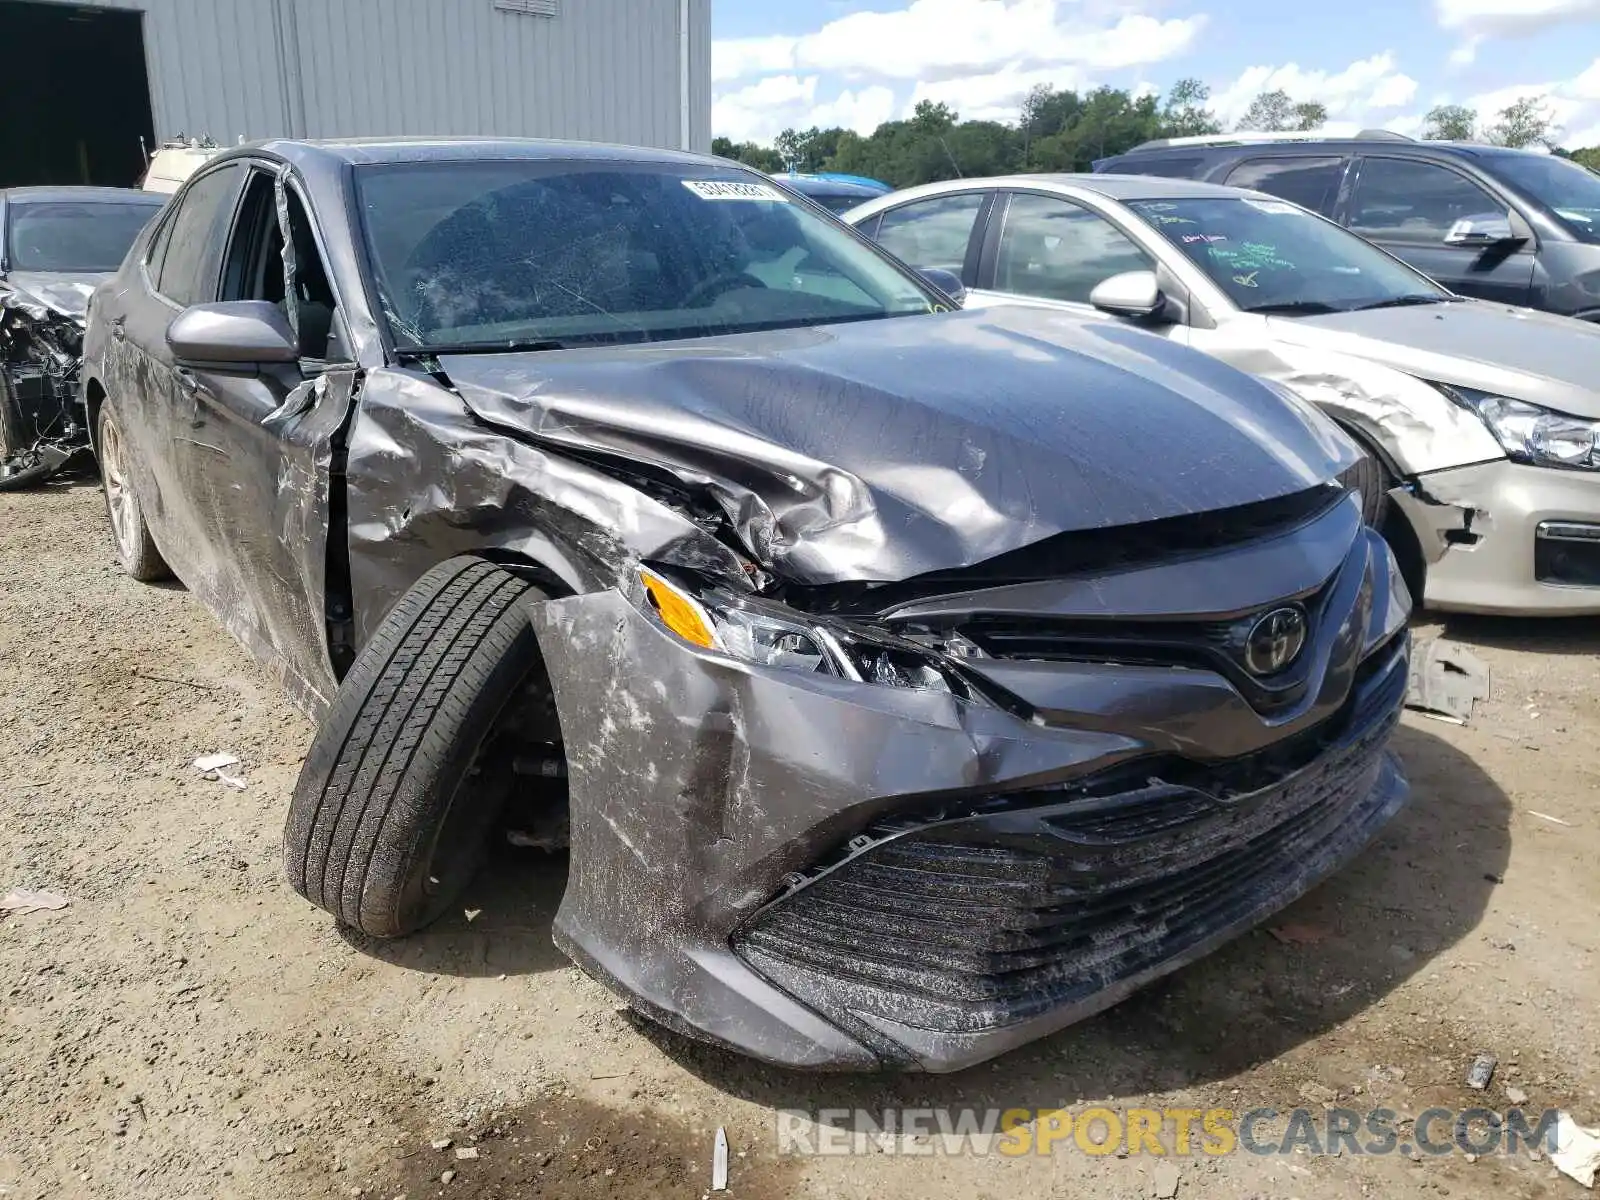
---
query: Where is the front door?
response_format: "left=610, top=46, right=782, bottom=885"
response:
left=172, top=165, right=356, bottom=712
left=1344, top=155, right=1536, bottom=306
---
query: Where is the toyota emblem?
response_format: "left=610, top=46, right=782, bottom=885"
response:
left=1243, top=606, right=1308, bottom=676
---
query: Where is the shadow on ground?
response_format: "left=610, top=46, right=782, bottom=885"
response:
left=645, top=722, right=1512, bottom=1113
left=340, top=840, right=570, bottom=977
left=1437, top=611, right=1600, bottom=657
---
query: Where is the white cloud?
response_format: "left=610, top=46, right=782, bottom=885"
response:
left=711, top=75, right=818, bottom=143
left=1435, top=0, right=1600, bottom=38
left=712, top=0, right=1205, bottom=86
left=1210, top=54, right=1418, bottom=129
left=711, top=75, right=901, bottom=144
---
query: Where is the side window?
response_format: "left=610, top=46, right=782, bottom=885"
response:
left=995, top=193, right=1152, bottom=304
left=155, top=165, right=245, bottom=307
left=874, top=193, right=985, bottom=275
left=219, top=169, right=339, bottom=359
left=1225, top=156, right=1347, bottom=215
left=143, top=209, right=175, bottom=282
left=1348, top=158, right=1503, bottom=243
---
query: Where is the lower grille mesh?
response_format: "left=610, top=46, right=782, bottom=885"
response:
left=735, top=655, right=1406, bottom=1037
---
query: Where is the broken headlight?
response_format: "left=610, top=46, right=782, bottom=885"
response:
left=637, top=569, right=975, bottom=696
left=1458, top=389, right=1600, bottom=471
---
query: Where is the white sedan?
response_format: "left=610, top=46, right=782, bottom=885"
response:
left=844, top=175, right=1600, bottom=616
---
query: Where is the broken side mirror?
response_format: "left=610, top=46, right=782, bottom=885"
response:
left=1443, top=212, right=1519, bottom=247
left=167, top=301, right=300, bottom=366
left=917, top=267, right=967, bottom=307
left=1090, top=270, right=1167, bottom=320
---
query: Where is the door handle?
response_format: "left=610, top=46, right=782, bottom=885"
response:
left=174, top=366, right=199, bottom=395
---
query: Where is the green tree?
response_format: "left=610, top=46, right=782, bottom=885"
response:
left=1422, top=104, right=1477, bottom=141
left=1236, top=89, right=1326, bottom=133
left=1160, top=77, right=1222, bottom=138
left=1570, top=145, right=1600, bottom=172
left=1485, top=96, right=1557, bottom=149
left=710, top=136, right=783, bottom=172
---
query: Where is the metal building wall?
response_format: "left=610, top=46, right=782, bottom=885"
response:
left=23, top=0, right=711, bottom=151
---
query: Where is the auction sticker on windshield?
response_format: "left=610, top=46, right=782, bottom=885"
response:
left=682, top=180, right=789, bottom=202
left=1241, top=198, right=1298, bottom=215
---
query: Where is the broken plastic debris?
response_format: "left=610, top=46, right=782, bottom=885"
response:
left=0, top=889, right=70, bottom=915
left=711, top=1127, right=729, bottom=1191
left=464, top=909, right=482, bottom=922
left=1405, top=640, right=1490, bottom=725
left=1465, top=1052, right=1497, bottom=1090
left=1551, top=1113, right=1600, bottom=1189
left=1527, top=811, right=1573, bottom=828
left=192, top=752, right=247, bottom=790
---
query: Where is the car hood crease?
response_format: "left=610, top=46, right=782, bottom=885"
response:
left=0, top=271, right=109, bottom=321
left=1273, top=301, right=1600, bottom=419
left=437, top=307, right=1354, bottom=585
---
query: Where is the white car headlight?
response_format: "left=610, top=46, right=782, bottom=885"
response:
left=1454, top=388, right=1600, bottom=471
left=637, top=568, right=981, bottom=698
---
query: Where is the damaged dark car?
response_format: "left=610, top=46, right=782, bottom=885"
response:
left=1, top=187, right=165, bottom=488
left=81, top=139, right=1413, bottom=1073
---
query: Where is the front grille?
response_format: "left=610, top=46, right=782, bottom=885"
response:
left=735, top=650, right=1406, bottom=1040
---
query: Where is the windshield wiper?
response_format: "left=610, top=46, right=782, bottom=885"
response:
left=1240, top=301, right=1346, bottom=316
left=1348, top=294, right=1453, bottom=311
left=395, top=338, right=572, bottom=358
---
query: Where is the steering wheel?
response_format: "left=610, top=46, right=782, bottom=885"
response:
left=681, top=271, right=766, bottom=308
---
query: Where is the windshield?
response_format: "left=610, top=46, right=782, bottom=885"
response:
left=6, top=200, right=163, bottom=272
left=1489, top=154, right=1600, bottom=244
left=354, top=160, right=940, bottom=351
left=1126, top=196, right=1449, bottom=314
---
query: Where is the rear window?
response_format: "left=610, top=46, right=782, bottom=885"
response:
left=6, top=200, right=164, bottom=272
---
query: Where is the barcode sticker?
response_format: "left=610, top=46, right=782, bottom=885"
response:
left=682, top=180, right=788, bottom=202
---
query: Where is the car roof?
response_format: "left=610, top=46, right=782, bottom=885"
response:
left=778, top=175, right=884, bottom=197
left=230, top=136, right=725, bottom=172
left=1, top=186, right=166, bottom=205
left=1108, top=138, right=1556, bottom=164
left=857, top=174, right=1257, bottom=204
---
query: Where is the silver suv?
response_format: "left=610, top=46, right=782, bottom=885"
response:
left=845, top=175, right=1600, bottom=615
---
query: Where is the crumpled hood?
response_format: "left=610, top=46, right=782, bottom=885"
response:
left=437, top=306, right=1354, bottom=584
left=0, top=270, right=108, bottom=321
left=1271, top=299, right=1600, bottom=419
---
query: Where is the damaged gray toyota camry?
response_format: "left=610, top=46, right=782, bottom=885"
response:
left=80, top=138, right=1413, bottom=1073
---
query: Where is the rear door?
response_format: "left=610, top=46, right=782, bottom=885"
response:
left=1343, top=155, right=1536, bottom=305
left=111, top=162, right=246, bottom=575
left=1221, top=154, right=1352, bottom=218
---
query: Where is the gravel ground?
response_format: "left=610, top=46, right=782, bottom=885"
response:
left=1, top=478, right=1597, bottom=1200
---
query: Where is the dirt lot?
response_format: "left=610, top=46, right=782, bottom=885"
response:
left=2, top=478, right=1597, bottom=1200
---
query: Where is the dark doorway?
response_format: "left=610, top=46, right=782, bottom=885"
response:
left=0, top=2, right=156, bottom=187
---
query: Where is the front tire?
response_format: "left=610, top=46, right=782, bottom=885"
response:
left=284, top=556, right=553, bottom=938
left=96, top=401, right=170, bottom=581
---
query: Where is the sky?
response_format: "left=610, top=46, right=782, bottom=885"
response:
left=710, top=0, right=1600, bottom=149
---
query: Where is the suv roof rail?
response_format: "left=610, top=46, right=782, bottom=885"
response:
left=1123, top=129, right=1415, bottom=153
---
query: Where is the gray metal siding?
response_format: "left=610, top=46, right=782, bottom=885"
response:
left=23, top=0, right=709, bottom=151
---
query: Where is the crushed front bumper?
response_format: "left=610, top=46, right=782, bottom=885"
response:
left=1417, top=460, right=1600, bottom=615
left=528, top=513, right=1410, bottom=1072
